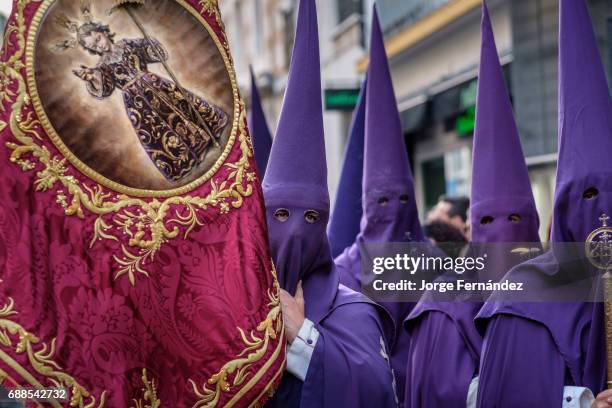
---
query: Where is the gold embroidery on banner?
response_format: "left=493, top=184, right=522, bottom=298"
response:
left=245, top=351, right=285, bottom=408
left=198, top=0, right=225, bottom=32
left=3, top=0, right=257, bottom=284
left=0, top=298, right=107, bottom=407
left=0, top=267, right=284, bottom=408
left=189, top=264, right=285, bottom=408
left=132, top=369, right=161, bottom=408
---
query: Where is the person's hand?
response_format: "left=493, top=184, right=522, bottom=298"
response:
left=593, top=389, right=612, bottom=408
left=280, top=281, right=305, bottom=344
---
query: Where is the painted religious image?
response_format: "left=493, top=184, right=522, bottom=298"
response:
left=34, top=0, right=235, bottom=191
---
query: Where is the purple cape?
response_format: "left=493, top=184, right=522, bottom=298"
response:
left=475, top=252, right=606, bottom=406
left=475, top=0, right=612, bottom=404
left=263, top=1, right=396, bottom=406
left=404, top=3, right=540, bottom=406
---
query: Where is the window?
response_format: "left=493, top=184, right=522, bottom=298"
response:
left=337, top=0, right=362, bottom=24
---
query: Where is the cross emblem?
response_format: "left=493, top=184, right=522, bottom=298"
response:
left=586, top=213, right=612, bottom=270
left=600, top=213, right=610, bottom=227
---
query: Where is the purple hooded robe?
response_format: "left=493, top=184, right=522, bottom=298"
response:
left=403, top=3, right=540, bottom=406
left=475, top=0, right=611, bottom=405
left=263, top=1, right=397, bottom=406
left=335, top=7, right=426, bottom=405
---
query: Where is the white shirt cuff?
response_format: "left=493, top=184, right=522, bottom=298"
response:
left=466, top=379, right=593, bottom=408
left=562, top=386, right=594, bottom=408
left=466, top=376, right=478, bottom=408
left=286, top=318, right=320, bottom=381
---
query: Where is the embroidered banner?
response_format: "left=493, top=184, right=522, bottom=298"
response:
left=0, top=0, right=285, bottom=406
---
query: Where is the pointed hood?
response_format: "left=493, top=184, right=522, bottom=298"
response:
left=470, top=1, right=539, bottom=244
left=552, top=0, right=612, bottom=243
left=248, top=67, right=273, bottom=176
left=262, top=0, right=327, bottom=205
left=328, top=78, right=367, bottom=258
left=262, top=0, right=336, bottom=322
left=359, top=6, right=424, bottom=243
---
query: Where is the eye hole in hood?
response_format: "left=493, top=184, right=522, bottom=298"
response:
left=274, top=208, right=290, bottom=222
left=378, top=197, right=389, bottom=206
left=304, top=210, right=320, bottom=224
left=583, top=187, right=599, bottom=200
left=508, top=214, right=522, bottom=222
left=480, top=216, right=494, bottom=225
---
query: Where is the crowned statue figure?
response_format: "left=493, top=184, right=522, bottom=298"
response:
left=56, top=2, right=229, bottom=183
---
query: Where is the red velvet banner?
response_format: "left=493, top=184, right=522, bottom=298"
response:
left=0, top=0, right=285, bottom=406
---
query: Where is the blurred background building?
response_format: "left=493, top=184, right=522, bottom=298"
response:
left=0, top=5, right=7, bottom=41
left=0, top=1, right=611, bottom=238
left=223, top=0, right=612, bottom=238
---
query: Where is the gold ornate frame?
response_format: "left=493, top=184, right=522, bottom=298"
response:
left=27, top=0, right=240, bottom=198
left=3, top=0, right=259, bottom=284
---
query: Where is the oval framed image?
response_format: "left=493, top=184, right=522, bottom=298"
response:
left=27, top=0, right=239, bottom=197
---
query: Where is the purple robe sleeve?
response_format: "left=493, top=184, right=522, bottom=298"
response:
left=301, top=302, right=398, bottom=408
left=405, top=311, right=477, bottom=408
left=476, top=315, right=566, bottom=407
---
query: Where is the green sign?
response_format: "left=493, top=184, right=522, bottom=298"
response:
left=455, top=105, right=475, bottom=136
left=324, top=89, right=361, bottom=111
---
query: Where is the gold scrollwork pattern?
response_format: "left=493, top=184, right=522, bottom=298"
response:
left=198, top=0, right=225, bottom=32
left=132, top=369, right=161, bottom=408
left=189, top=265, right=284, bottom=408
left=1, top=0, right=257, bottom=285
left=0, top=298, right=107, bottom=408
left=0, top=264, right=284, bottom=407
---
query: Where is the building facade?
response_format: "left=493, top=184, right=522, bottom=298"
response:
left=222, top=0, right=612, bottom=239
left=374, top=0, right=611, bottom=237
left=220, top=0, right=368, bottom=200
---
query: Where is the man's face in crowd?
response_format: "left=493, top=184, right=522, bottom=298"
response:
left=426, top=200, right=467, bottom=237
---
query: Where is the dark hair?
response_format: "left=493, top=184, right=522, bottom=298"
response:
left=439, top=195, right=470, bottom=223
left=424, top=220, right=468, bottom=258
left=78, top=22, right=115, bottom=55
left=425, top=220, right=467, bottom=243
